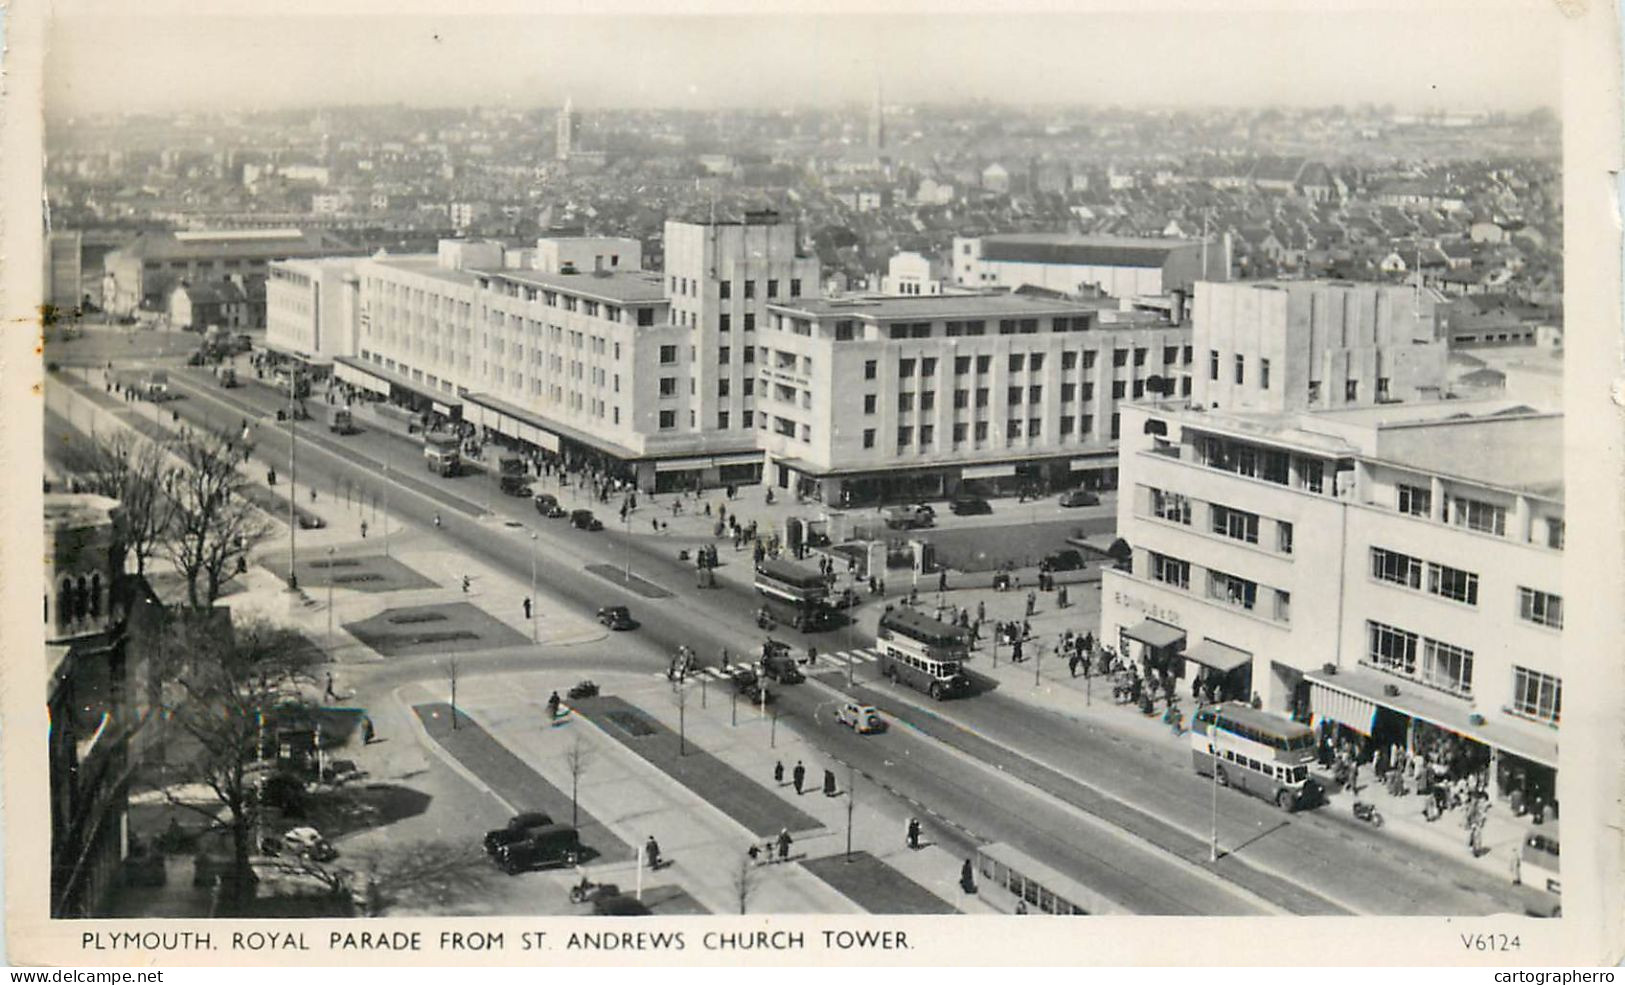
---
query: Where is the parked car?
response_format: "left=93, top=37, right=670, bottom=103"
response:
left=484, top=812, right=556, bottom=856
left=760, top=648, right=805, bottom=684
left=883, top=504, right=934, bottom=530
left=1058, top=489, right=1100, bottom=508
left=728, top=666, right=776, bottom=705
left=950, top=496, right=992, bottom=516
left=534, top=493, right=565, bottom=517
left=1044, top=549, right=1086, bottom=572
left=282, top=826, right=337, bottom=862
left=597, top=606, right=634, bottom=630
left=831, top=587, right=863, bottom=610
left=495, top=824, right=582, bottom=874
left=835, top=701, right=886, bottom=734
left=499, top=474, right=533, bottom=497
left=570, top=509, right=603, bottom=531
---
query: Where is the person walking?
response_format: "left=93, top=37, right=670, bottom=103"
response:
left=324, top=673, right=338, bottom=701
left=823, top=769, right=837, bottom=797
left=792, top=760, right=806, bottom=795
left=906, top=817, right=922, bottom=850
left=362, top=717, right=376, bottom=744
left=462, top=575, right=471, bottom=594
left=522, top=597, right=532, bottom=620
left=960, top=858, right=977, bottom=894
left=1025, top=590, right=1037, bottom=617
left=774, top=760, right=785, bottom=786
left=776, top=828, right=793, bottom=862
left=1069, top=652, right=1081, bottom=678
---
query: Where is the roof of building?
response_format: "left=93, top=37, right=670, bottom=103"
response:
left=114, top=228, right=355, bottom=261
left=488, top=267, right=669, bottom=304
left=172, top=279, right=247, bottom=305
left=44, top=493, right=120, bottom=532
left=977, top=233, right=1200, bottom=268
left=769, top=291, right=1117, bottom=320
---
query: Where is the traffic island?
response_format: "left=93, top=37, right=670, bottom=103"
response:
left=583, top=564, right=673, bottom=599
left=412, top=702, right=633, bottom=864
left=347, top=603, right=530, bottom=658
left=799, top=851, right=957, bottom=914
left=262, top=553, right=437, bottom=594
left=568, top=695, right=821, bottom=838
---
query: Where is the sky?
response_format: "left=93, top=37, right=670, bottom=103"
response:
left=41, top=5, right=1561, bottom=117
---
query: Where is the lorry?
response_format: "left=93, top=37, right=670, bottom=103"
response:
left=424, top=433, right=461, bottom=477
left=497, top=455, right=532, bottom=497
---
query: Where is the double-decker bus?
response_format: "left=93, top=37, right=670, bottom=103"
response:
left=875, top=607, right=971, bottom=700
left=753, top=557, right=830, bottom=630
left=973, top=842, right=1126, bottom=915
left=1190, top=702, right=1318, bottom=811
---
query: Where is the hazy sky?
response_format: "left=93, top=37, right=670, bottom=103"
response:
left=43, top=6, right=1560, bottom=117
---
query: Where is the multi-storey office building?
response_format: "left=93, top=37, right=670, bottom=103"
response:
left=101, top=228, right=355, bottom=318
left=265, top=256, right=364, bottom=378
left=1192, top=280, right=1448, bottom=413
left=1102, top=398, right=1562, bottom=802
left=335, top=212, right=818, bottom=492
left=758, top=293, right=1192, bottom=503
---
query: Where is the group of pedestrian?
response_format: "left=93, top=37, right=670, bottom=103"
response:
left=1065, top=632, right=1096, bottom=678
left=747, top=828, right=796, bottom=865
left=776, top=759, right=840, bottom=799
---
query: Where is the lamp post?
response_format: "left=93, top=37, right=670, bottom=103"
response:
left=844, top=764, right=856, bottom=859
left=529, top=531, right=539, bottom=642
left=326, top=546, right=336, bottom=646
left=1210, top=737, right=1220, bottom=863
left=382, top=440, right=391, bottom=558
left=287, top=366, right=299, bottom=591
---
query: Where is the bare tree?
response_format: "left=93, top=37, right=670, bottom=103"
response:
left=563, top=736, right=590, bottom=828
left=148, top=613, right=319, bottom=902
left=58, top=430, right=175, bottom=575
left=268, top=839, right=499, bottom=917
left=163, top=426, right=272, bottom=609
left=732, top=852, right=759, bottom=915
left=443, top=656, right=461, bottom=729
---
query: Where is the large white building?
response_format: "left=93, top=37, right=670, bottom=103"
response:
left=1103, top=397, right=1563, bottom=802
left=954, top=233, right=1232, bottom=298
left=758, top=293, right=1192, bottom=503
left=265, top=256, right=364, bottom=375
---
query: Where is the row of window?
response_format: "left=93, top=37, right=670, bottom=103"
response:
left=866, top=347, right=1193, bottom=381
left=1369, top=547, right=1480, bottom=605
left=1366, top=620, right=1474, bottom=697
left=862, top=414, right=1123, bottom=451
left=1146, top=551, right=1292, bottom=623
left=860, top=379, right=1180, bottom=415
left=1394, top=481, right=1564, bottom=549
left=1145, top=488, right=1294, bottom=555
left=714, top=277, right=802, bottom=300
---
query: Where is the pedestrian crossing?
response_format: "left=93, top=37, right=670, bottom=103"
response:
left=648, top=648, right=881, bottom=681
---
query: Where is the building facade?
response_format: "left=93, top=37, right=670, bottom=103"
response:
left=954, top=233, right=1232, bottom=298
left=1191, top=280, right=1448, bottom=413
left=758, top=293, right=1192, bottom=504
left=101, top=228, right=355, bottom=317
left=265, top=256, right=364, bottom=374
left=1102, top=399, right=1563, bottom=806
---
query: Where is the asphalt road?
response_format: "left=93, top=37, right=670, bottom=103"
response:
left=54, top=362, right=1526, bottom=916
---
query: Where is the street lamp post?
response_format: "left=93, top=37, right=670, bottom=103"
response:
left=844, top=764, right=856, bottom=859
left=529, top=531, right=539, bottom=642
left=1035, top=641, right=1042, bottom=687
left=1210, top=738, right=1220, bottom=862
left=382, top=441, right=391, bottom=558
left=287, top=367, right=299, bottom=591
left=326, top=546, right=336, bottom=646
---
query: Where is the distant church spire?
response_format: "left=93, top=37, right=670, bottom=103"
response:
left=556, top=97, right=575, bottom=162
left=868, top=78, right=885, bottom=152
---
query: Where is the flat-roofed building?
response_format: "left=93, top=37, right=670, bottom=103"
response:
left=266, top=256, right=365, bottom=375
left=759, top=292, right=1192, bottom=504
left=1103, top=397, right=1563, bottom=807
left=954, top=232, right=1231, bottom=298
left=101, top=228, right=355, bottom=317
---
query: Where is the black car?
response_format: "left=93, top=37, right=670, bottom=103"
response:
left=496, top=824, right=582, bottom=875
left=1058, top=489, right=1101, bottom=508
left=1044, top=549, right=1086, bottom=572
left=483, top=811, right=556, bottom=856
left=950, top=496, right=992, bottom=516
left=534, top=493, right=565, bottom=517
left=593, top=894, right=653, bottom=916
left=570, top=509, right=603, bottom=531
left=597, top=606, right=634, bottom=630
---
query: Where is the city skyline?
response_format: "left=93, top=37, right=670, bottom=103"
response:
left=44, top=9, right=1559, bottom=118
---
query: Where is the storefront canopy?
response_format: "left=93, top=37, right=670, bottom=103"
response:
left=1183, top=639, right=1253, bottom=674
left=962, top=463, right=1018, bottom=480
left=1121, top=619, right=1185, bottom=650
left=1306, top=666, right=1557, bottom=768
left=333, top=356, right=457, bottom=408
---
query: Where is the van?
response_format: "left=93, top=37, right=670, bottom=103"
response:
left=884, top=505, right=933, bottom=530
left=495, top=824, right=582, bottom=874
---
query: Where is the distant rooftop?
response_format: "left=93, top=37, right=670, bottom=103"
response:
left=118, top=228, right=355, bottom=260
left=44, top=493, right=120, bottom=532
left=771, top=292, right=1118, bottom=320
left=486, top=267, right=668, bottom=305
left=978, top=233, right=1204, bottom=268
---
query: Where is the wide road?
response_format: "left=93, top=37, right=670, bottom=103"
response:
left=60, top=361, right=1527, bottom=915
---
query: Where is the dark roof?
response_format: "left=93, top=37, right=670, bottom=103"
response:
left=115, top=228, right=356, bottom=261
left=173, top=280, right=246, bottom=305
left=980, top=233, right=1195, bottom=268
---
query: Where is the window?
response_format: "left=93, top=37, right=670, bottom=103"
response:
left=1151, top=488, right=1190, bottom=524
left=1345, top=379, right=1359, bottom=402
left=767, top=279, right=779, bottom=298
left=743, top=378, right=755, bottom=396
left=1028, top=418, right=1042, bottom=438
left=1297, top=457, right=1324, bottom=494
left=1367, top=621, right=1418, bottom=675
left=719, top=346, right=731, bottom=364
left=1234, top=355, right=1245, bottom=385
left=1111, top=381, right=1125, bottom=399
left=743, top=280, right=755, bottom=299
left=863, top=428, right=876, bottom=449
left=1449, top=496, right=1507, bottom=536
left=1007, top=386, right=1023, bottom=405
left=1009, top=354, right=1025, bottom=372
left=1398, top=483, right=1432, bottom=517
left=835, top=320, right=855, bottom=341
left=898, top=393, right=915, bottom=412
left=953, top=422, right=968, bottom=443
left=1512, top=667, right=1561, bottom=723
left=719, top=313, right=731, bottom=332
left=1377, top=377, right=1390, bottom=400
left=658, top=377, right=678, bottom=397
left=718, top=378, right=732, bottom=397
left=1210, top=504, right=1260, bottom=544
left=720, top=280, right=732, bottom=299
left=744, top=347, right=756, bottom=364
left=896, top=426, right=913, bottom=448
left=1081, top=382, right=1094, bottom=401
left=1081, top=414, right=1093, bottom=435
left=1110, top=413, right=1120, bottom=439
left=974, top=421, right=989, bottom=442
left=1371, top=547, right=1423, bottom=589
left=1133, top=348, right=1147, bottom=367
left=1163, top=346, right=1179, bottom=365
left=1113, top=349, right=1128, bottom=368
left=953, top=389, right=969, bottom=409
left=1060, top=416, right=1075, bottom=436
left=864, top=360, right=877, bottom=380
left=790, top=279, right=802, bottom=298
left=659, top=344, right=678, bottom=365
left=998, top=319, right=1017, bottom=335
left=1006, top=420, right=1023, bottom=439
left=658, top=410, right=677, bottom=430
left=975, top=388, right=990, bottom=408
left=899, top=358, right=916, bottom=379
left=717, top=410, right=731, bottom=429
left=921, top=357, right=938, bottom=377
left=1132, top=380, right=1145, bottom=399
left=1277, top=521, right=1293, bottom=555
left=1422, top=639, right=1473, bottom=696
left=1209, top=350, right=1219, bottom=380
left=744, top=313, right=756, bottom=332
left=1061, top=383, right=1077, bottom=402
left=864, top=394, right=877, bottom=414
left=1518, top=587, right=1564, bottom=629
left=919, top=424, right=935, bottom=447
left=1260, top=359, right=1271, bottom=390
left=921, top=391, right=936, bottom=411
left=1275, top=590, right=1292, bottom=624
left=954, top=356, right=972, bottom=375
left=1307, top=380, right=1322, bottom=405
left=1150, top=553, right=1190, bottom=589
left=1427, top=563, right=1479, bottom=605
left=1546, top=519, right=1565, bottom=550
left=1030, top=353, right=1045, bottom=371
left=1207, top=570, right=1257, bottom=610
left=1029, top=385, right=1043, bottom=403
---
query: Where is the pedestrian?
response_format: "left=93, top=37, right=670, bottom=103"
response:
left=1011, top=640, right=1024, bottom=663
left=792, top=760, right=806, bottom=795
left=960, top=858, right=977, bottom=894
left=906, top=817, right=922, bottom=850
left=360, top=520, right=368, bottom=538
left=938, top=570, right=948, bottom=593
left=823, top=769, right=836, bottom=796
left=777, top=828, right=793, bottom=862
left=1026, top=590, right=1036, bottom=617
left=774, top=760, right=785, bottom=785
left=1347, top=759, right=1360, bottom=796
left=722, top=648, right=731, bottom=671
left=1057, top=585, right=1069, bottom=608
left=977, top=600, right=986, bottom=623
left=1069, top=654, right=1081, bottom=678
left=522, top=597, right=532, bottom=619
left=362, top=717, right=376, bottom=744
left=462, top=575, right=471, bottom=594
left=309, top=487, right=317, bottom=504
left=324, top=673, right=338, bottom=701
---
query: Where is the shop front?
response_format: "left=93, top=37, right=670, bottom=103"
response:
left=333, top=356, right=460, bottom=425
left=1180, top=638, right=1254, bottom=705
left=1305, top=664, right=1559, bottom=817
left=1118, top=619, right=1186, bottom=676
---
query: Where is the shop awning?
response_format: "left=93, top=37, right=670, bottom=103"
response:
left=1121, top=619, right=1185, bottom=650
left=1070, top=455, right=1113, bottom=469
left=655, top=457, right=713, bottom=473
left=962, top=463, right=1017, bottom=480
left=334, top=360, right=389, bottom=396
left=333, top=356, right=457, bottom=408
left=1306, top=666, right=1557, bottom=767
left=1184, top=639, right=1252, bottom=674
left=1307, top=677, right=1380, bottom=737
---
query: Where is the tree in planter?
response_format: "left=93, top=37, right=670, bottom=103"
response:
left=58, top=430, right=176, bottom=576
left=162, top=426, right=272, bottom=609
left=442, top=657, right=462, bottom=729
left=563, top=736, right=590, bottom=829
left=149, top=613, right=319, bottom=903
left=732, top=852, right=759, bottom=915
